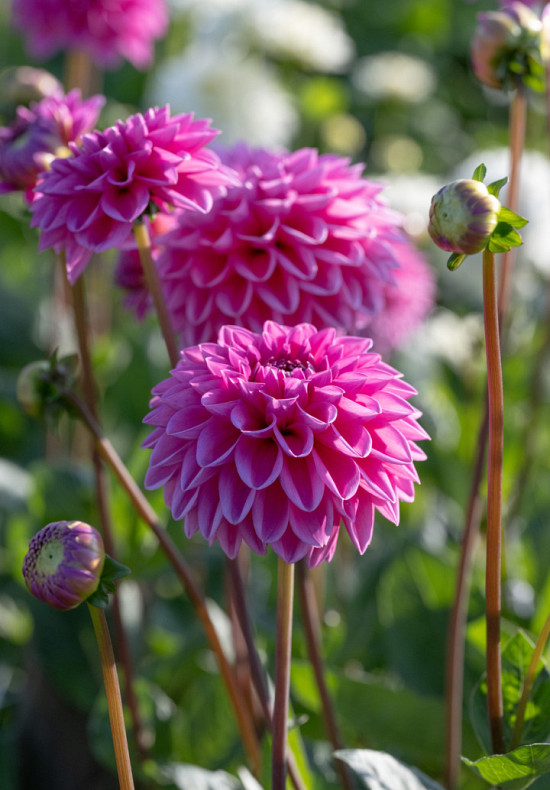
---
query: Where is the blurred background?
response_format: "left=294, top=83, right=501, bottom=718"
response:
left=2, top=0, right=550, bottom=788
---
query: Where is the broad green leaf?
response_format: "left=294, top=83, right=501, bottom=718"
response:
left=335, top=749, right=444, bottom=789
left=472, top=164, right=487, bottom=182
left=497, top=207, right=528, bottom=229
left=463, top=744, right=550, bottom=789
left=487, top=177, right=508, bottom=198
left=487, top=223, right=523, bottom=253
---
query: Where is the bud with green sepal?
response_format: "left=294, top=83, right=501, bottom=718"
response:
left=428, top=164, right=527, bottom=271
left=17, top=351, right=79, bottom=425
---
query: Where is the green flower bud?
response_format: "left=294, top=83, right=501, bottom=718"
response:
left=428, top=179, right=501, bottom=255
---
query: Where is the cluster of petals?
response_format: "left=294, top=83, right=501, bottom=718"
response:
left=143, top=321, right=428, bottom=566
left=30, top=106, right=237, bottom=283
left=22, top=520, right=105, bottom=610
left=0, top=89, right=104, bottom=200
left=11, top=0, right=169, bottom=70
left=149, top=143, right=408, bottom=346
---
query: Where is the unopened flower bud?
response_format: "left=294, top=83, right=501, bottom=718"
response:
left=428, top=179, right=501, bottom=255
left=471, top=2, right=548, bottom=90
left=0, top=67, right=62, bottom=116
left=17, top=360, right=50, bottom=417
left=23, top=521, right=105, bottom=610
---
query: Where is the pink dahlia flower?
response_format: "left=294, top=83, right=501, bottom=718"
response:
left=30, top=106, right=237, bottom=283
left=23, top=520, right=105, bottom=610
left=143, top=321, right=428, bottom=566
left=367, top=242, right=436, bottom=355
left=0, top=89, right=104, bottom=200
left=151, top=143, right=406, bottom=346
left=11, top=0, right=169, bottom=71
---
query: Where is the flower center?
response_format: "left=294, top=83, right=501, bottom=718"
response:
left=267, top=357, right=311, bottom=375
left=35, top=538, right=64, bottom=577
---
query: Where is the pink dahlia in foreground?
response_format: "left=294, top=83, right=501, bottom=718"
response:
left=367, top=242, right=436, bottom=354
left=23, top=521, right=105, bottom=610
left=143, top=321, right=428, bottom=566
left=30, top=106, right=236, bottom=282
left=11, top=0, right=168, bottom=70
left=150, top=143, right=406, bottom=346
left=0, top=89, right=104, bottom=200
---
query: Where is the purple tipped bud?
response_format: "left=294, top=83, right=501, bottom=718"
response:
left=428, top=179, right=501, bottom=255
left=471, top=2, right=548, bottom=90
left=23, top=521, right=105, bottom=610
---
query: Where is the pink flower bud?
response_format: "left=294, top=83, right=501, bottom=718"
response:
left=23, top=521, right=105, bottom=610
left=428, top=179, right=501, bottom=255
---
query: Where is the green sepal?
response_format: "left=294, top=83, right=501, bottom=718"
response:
left=447, top=253, right=467, bottom=271
left=487, top=222, right=523, bottom=253
left=497, top=206, right=528, bottom=229
left=472, top=164, right=487, bottom=182
left=87, top=555, right=131, bottom=609
left=487, top=177, right=508, bottom=198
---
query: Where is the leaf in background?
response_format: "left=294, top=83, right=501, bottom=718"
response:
left=463, top=744, right=550, bottom=790
left=335, top=749, right=445, bottom=789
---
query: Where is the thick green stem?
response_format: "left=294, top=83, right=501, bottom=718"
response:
left=272, top=560, right=295, bottom=790
left=483, top=247, right=505, bottom=754
left=511, top=613, right=550, bottom=750
left=133, top=221, right=179, bottom=368
left=88, top=605, right=135, bottom=790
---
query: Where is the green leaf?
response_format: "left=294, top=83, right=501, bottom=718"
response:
left=463, top=744, right=550, bottom=790
left=487, top=222, right=523, bottom=253
left=472, top=164, right=487, bottom=182
left=447, top=253, right=466, bottom=271
left=470, top=632, right=550, bottom=754
left=335, top=749, right=445, bottom=789
left=497, top=207, right=528, bottom=229
left=87, top=555, right=131, bottom=609
left=487, top=177, right=508, bottom=198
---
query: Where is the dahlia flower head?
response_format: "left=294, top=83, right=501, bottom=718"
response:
left=11, top=0, right=169, bottom=70
left=143, top=321, right=428, bottom=566
left=23, top=520, right=105, bottom=610
left=138, top=143, right=416, bottom=347
left=0, top=88, right=104, bottom=200
left=30, top=106, right=237, bottom=283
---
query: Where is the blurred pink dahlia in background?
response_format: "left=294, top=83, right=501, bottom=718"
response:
left=30, top=106, right=237, bottom=283
left=143, top=143, right=412, bottom=346
left=143, top=321, right=428, bottom=566
left=11, top=0, right=169, bottom=70
left=0, top=88, right=104, bottom=200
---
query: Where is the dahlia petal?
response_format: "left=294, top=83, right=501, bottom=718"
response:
left=274, top=422, right=314, bottom=458
left=196, top=477, right=224, bottom=540
left=101, top=184, right=150, bottom=222
left=307, top=526, right=340, bottom=568
left=234, top=436, right=283, bottom=490
left=279, top=455, right=324, bottom=512
left=344, top=490, right=375, bottom=553
left=370, top=424, right=414, bottom=463
left=313, top=444, right=361, bottom=500
left=271, top=526, right=310, bottom=564
left=289, top=498, right=333, bottom=547
left=196, top=418, right=240, bottom=467
left=167, top=407, right=212, bottom=438
left=215, top=519, right=243, bottom=559
left=218, top=465, right=256, bottom=525
left=251, top=482, right=290, bottom=543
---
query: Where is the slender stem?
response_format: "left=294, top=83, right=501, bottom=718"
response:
left=498, top=86, right=526, bottom=322
left=64, top=49, right=99, bottom=96
left=483, top=247, right=505, bottom=754
left=62, top=389, right=262, bottom=775
left=444, top=400, right=487, bottom=790
left=511, top=612, right=550, bottom=750
left=297, top=562, right=355, bottom=790
left=272, top=559, right=295, bottom=790
left=133, top=221, right=179, bottom=368
left=88, top=605, right=135, bottom=790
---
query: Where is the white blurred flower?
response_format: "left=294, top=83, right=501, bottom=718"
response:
left=377, top=172, right=441, bottom=240
left=415, top=309, right=484, bottom=370
left=352, top=52, right=437, bottom=103
left=248, top=0, right=354, bottom=72
left=147, top=44, right=298, bottom=146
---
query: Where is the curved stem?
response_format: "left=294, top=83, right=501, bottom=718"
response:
left=62, top=389, right=262, bottom=775
left=272, top=560, right=295, bottom=790
left=88, top=604, right=135, bottom=790
left=297, top=562, right=355, bottom=790
left=483, top=247, right=505, bottom=754
left=511, top=612, right=550, bottom=750
left=133, top=221, right=179, bottom=368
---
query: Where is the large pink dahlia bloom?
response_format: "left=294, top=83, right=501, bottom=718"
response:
left=152, top=144, right=408, bottom=346
left=30, top=106, right=236, bottom=283
left=143, top=321, right=428, bottom=566
left=11, top=0, right=168, bottom=70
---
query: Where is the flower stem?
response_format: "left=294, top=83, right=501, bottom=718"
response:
left=62, top=389, right=262, bottom=775
left=296, top=562, right=355, bottom=790
left=272, top=559, right=295, bottom=790
left=483, top=247, right=505, bottom=754
left=511, top=612, right=550, bottom=750
left=133, top=220, right=179, bottom=368
left=88, top=604, right=135, bottom=790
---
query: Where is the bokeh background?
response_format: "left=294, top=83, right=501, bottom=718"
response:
left=2, top=1, right=550, bottom=788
